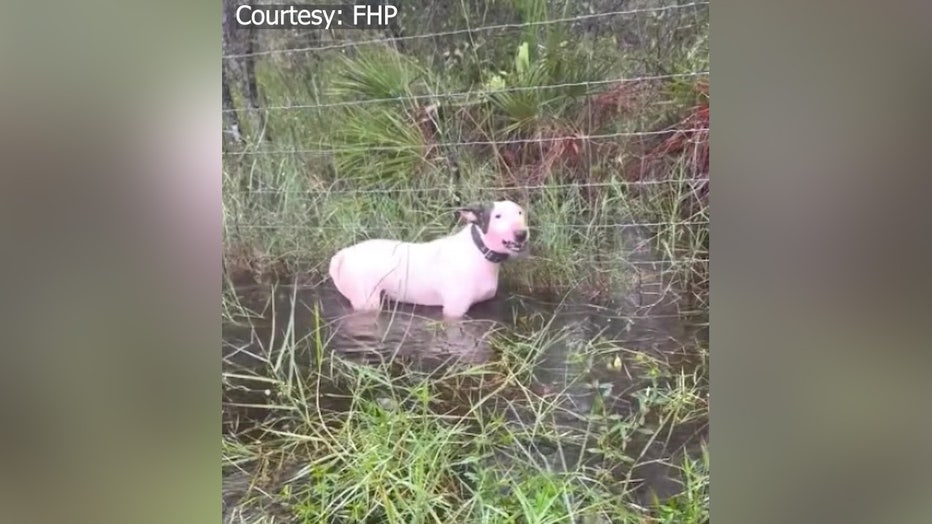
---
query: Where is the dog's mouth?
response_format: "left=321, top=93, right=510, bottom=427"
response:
left=502, top=239, right=527, bottom=253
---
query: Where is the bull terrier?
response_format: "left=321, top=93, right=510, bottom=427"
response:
left=328, top=200, right=529, bottom=319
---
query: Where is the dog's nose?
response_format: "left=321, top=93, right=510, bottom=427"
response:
left=514, top=229, right=528, bottom=242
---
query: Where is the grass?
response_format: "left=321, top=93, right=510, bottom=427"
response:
left=222, top=152, right=708, bottom=306
left=222, top=13, right=710, bottom=304
left=222, top=285, right=709, bottom=523
left=222, top=2, right=709, bottom=522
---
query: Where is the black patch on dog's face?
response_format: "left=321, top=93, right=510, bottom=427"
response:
left=457, top=202, right=494, bottom=234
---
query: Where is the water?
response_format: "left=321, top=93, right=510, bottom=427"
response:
left=222, top=225, right=705, bottom=518
left=222, top=272, right=707, bottom=514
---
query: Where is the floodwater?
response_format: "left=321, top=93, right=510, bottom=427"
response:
left=222, top=233, right=708, bottom=519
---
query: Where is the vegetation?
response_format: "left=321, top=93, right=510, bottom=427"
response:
left=222, top=0, right=709, bottom=522
left=222, top=288, right=709, bottom=523
left=222, top=0, right=709, bottom=302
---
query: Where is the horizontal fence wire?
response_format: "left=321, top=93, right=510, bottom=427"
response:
left=226, top=254, right=708, bottom=265
left=224, top=129, right=709, bottom=156
left=228, top=221, right=708, bottom=230
left=227, top=180, right=710, bottom=197
left=223, top=2, right=710, bottom=59
left=223, top=72, right=709, bottom=113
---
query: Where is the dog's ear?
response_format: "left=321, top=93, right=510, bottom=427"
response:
left=457, top=202, right=493, bottom=233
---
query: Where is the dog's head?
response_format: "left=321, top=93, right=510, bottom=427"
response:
left=457, top=200, right=529, bottom=256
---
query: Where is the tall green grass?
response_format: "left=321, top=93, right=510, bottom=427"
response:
left=222, top=3, right=710, bottom=305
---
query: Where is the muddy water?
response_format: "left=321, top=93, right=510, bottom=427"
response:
left=224, top=226, right=704, bottom=517
left=222, top=271, right=708, bottom=513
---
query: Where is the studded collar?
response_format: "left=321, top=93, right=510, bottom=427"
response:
left=470, top=224, right=510, bottom=263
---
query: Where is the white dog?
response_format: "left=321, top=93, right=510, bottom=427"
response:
left=328, top=200, right=529, bottom=318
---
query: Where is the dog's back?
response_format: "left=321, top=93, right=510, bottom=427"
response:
left=329, top=236, right=455, bottom=310
left=328, top=239, right=409, bottom=310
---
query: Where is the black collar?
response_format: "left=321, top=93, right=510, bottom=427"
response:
left=470, top=224, right=510, bottom=263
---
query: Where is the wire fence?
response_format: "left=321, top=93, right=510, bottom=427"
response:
left=223, top=2, right=710, bottom=60
left=223, top=72, right=708, bottom=114
left=222, top=0, right=710, bottom=291
left=223, top=128, right=709, bottom=156
left=233, top=221, right=709, bottom=231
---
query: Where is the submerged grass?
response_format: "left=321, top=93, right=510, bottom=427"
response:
left=222, top=285, right=709, bottom=523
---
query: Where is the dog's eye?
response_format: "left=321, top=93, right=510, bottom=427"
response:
left=494, top=214, right=501, bottom=219
left=518, top=211, right=523, bottom=215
